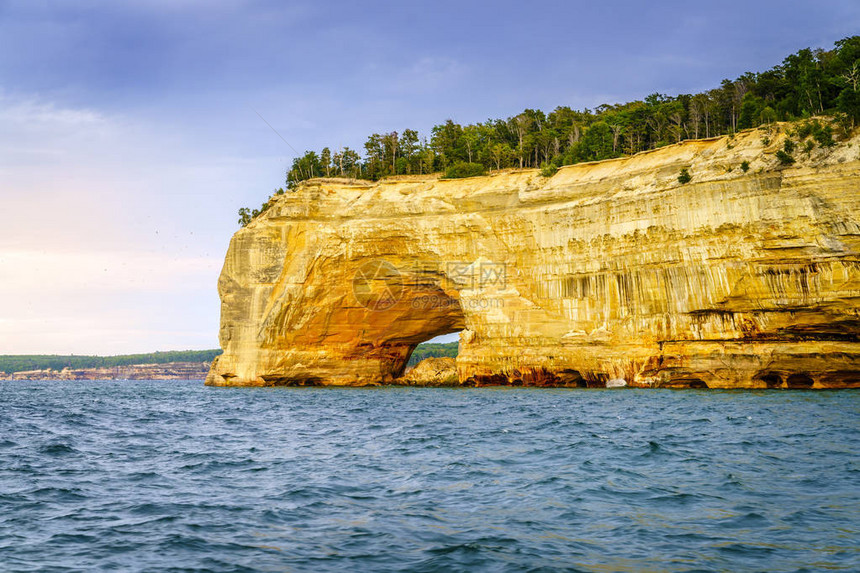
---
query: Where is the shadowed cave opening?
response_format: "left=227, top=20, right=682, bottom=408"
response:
left=664, top=378, right=709, bottom=389
left=786, top=373, right=814, bottom=389
left=464, top=368, right=596, bottom=388
left=755, top=372, right=784, bottom=389
left=557, top=369, right=589, bottom=388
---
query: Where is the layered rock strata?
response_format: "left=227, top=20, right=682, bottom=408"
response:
left=207, top=125, right=860, bottom=389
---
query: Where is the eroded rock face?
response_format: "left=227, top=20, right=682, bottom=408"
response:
left=207, top=126, right=860, bottom=389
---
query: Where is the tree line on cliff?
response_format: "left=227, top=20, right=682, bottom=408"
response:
left=239, top=36, right=860, bottom=225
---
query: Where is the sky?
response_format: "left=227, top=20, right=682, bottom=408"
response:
left=1, top=0, right=859, bottom=354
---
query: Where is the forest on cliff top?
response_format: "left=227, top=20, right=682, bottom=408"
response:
left=239, top=36, right=860, bottom=225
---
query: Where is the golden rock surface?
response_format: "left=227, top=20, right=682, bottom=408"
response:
left=207, top=126, right=860, bottom=389
left=398, top=357, right=459, bottom=386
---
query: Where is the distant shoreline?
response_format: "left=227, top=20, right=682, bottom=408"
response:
left=0, top=361, right=210, bottom=381
left=0, top=342, right=459, bottom=382
left=0, top=350, right=222, bottom=375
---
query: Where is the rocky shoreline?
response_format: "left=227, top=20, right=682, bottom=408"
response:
left=0, top=362, right=210, bottom=381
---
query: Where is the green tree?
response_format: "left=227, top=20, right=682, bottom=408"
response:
left=431, top=120, right=464, bottom=168
left=738, top=93, right=766, bottom=128
left=444, top=161, right=486, bottom=179
left=320, top=147, right=332, bottom=177
left=384, top=131, right=399, bottom=174
left=400, top=129, right=421, bottom=174
left=342, top=147, right=361, bottom=178
left=575, top=121, right=614, bottom=161
left=836, top=87, right=860, bottom=125
left=364, top=133, right=393, bottom=180
left=488, top=142, right=514, bottom=170
left=287, top=151, right=322, bottom=188
left=540, top=162, right=558, bottom=177
left=510, top=113, right=531, bottom=167
left=760, top=106, right=778, bottom=126
left=238, top=207, right=252, bottom=227
left=461, top=124, right=483, bottom=163
left=776, top=150, right=796, bottom=165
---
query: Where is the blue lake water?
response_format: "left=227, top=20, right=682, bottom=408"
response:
left=0, top=381, right=858, bottom=572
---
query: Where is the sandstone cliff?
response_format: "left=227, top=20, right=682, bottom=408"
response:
left=207, top=125, right=860, bottom=389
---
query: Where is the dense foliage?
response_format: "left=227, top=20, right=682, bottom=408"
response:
left=0, top=350, right=222, bottom=374
left=444, top=161, right=487, bottom=179
left=406, top=342, right=458, bottom=368
left=240, top=36, right=860, bottom=224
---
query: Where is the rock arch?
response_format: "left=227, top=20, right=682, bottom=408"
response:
left=206, top=129, right=860, bottom=388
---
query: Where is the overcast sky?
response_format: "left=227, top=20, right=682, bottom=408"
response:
left=1, top=0, right=858, bottom=354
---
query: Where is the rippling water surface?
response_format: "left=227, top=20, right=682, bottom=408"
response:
left=1, top=381, right=858, bottom=572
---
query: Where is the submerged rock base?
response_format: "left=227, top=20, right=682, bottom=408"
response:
left=207, top=125, right=860, bottom=389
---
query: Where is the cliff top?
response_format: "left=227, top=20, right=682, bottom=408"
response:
left=247, top=122, right=858, bottom=225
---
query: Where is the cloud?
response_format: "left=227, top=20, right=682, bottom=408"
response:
left=394, top=57, right=468, bottom=94
left=0, top=96, right=105, bottom=127
left=0, top=93, right=251, bottom=354
left=0, top=93, right=112, bottom=165
left=0, top=250, right=219, bottom=293
left=0, top=249, right=222, bottom=354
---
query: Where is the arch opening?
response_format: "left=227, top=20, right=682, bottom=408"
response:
left=402, top=331, right=462, bottom=372
left=361, top=268, right=466, bottom=381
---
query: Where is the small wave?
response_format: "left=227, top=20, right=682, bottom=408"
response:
left=717, top=542, right=776, bottom=555
left=640, top=440, right=671, bottom=457
left=719, top=512, right=771, bottom=529
left=47, top=532, right=99, bottom=544
left=27, top=487, right=88, bottom=502
left=648, top=492, right=698, bottom=505
left=39, top=443, right=78, bottom=456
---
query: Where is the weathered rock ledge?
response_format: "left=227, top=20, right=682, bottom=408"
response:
left=397, top=357, right=459, bottom=386
left=207, top=125, right=860, bottom=389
